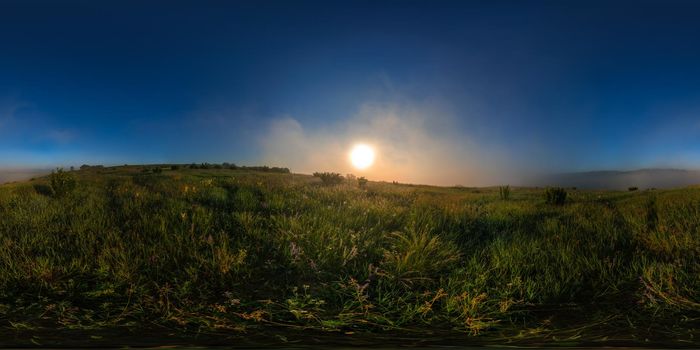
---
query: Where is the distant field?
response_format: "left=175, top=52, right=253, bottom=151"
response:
left=0, top=168, right=49, bottom=184
left=0, top=165, right=698, bottom=347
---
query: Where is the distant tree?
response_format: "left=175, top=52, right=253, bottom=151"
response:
left=628, top=186, right=638, bottom=191
left=171, top=165, right=180, bottom=170
left=70, top=166, right=75, bottom=171
left=270, top=167, right=289, bottom=173
left=80, top=164, right=90, bottom=170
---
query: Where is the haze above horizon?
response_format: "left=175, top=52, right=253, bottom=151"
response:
left=2, top=0, right=700, bottom=186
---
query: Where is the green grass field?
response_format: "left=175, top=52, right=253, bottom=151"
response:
left=0, top=165, right=698, bottom=347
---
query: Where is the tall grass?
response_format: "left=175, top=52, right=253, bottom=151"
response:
left=0, top=166, right=698, bottom=344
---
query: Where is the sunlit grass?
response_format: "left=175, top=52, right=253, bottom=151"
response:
left=0, top=165, right=698, bottom=345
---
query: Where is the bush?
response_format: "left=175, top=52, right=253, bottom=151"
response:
left=171, top=165, right=180, bottom=170
left=544, top=187, right=567, bottom=205
left=646, top=195, right=658, bottom=232
left=357, top=176, right=368, bottom=188
left=499, top=185, right=511, bottom=200
left=49, top=168, right=76, bottom=198
left=313, top=172, right=343, bottom=185
left=628, top=186, right=638, bottom=191
left=152, top=167, right=163, bottom=174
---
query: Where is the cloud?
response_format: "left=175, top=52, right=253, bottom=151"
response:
left=45, top=129, right=76, bottom=144
left=260, top=100, right=515, bottom=186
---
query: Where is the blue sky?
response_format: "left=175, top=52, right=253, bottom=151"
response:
left=1, top=0, right=700, bottom=183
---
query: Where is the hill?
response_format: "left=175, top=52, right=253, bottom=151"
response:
left=0, top=165, right=698, bottom=347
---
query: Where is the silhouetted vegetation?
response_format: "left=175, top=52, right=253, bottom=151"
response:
left=357, top=176, right=368, bottom=188
left=629, top=186, right=638, bottom=191
left=499, top=185, right=511, bottom=200
left=544, top=187, right=567, bottom=205
left=646, top=194, right=659, bottom=232
left=186, top=163, right=289, bottom=173
left=313, top=171, right=344, bottom=185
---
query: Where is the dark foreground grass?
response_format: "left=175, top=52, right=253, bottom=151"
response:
left=0, top=165, right=698, bottom=347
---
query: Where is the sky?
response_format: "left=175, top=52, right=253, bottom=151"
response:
left=1, top=0, right=700, bottom=185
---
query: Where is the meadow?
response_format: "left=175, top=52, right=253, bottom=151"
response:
left=0, top=165, right=698, bottom=347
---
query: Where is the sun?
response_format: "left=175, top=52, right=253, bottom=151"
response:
left=349, top=144, right=375, bottom=170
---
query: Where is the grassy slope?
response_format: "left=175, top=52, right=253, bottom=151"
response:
left=0, top=165, right=698, bottom=346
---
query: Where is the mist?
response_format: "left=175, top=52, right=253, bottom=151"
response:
left=260, top=100, right=521, bottom=186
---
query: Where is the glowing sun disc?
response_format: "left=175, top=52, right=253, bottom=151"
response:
left=350, top=144, right=375, bottom=170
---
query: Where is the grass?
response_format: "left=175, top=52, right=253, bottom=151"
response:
left=0, top=165, right=698, bottom=346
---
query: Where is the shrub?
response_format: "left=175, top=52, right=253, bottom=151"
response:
left=33, top=183, right=54, bottom=196
left=646, top=195, right=658, bottom=232
left=49, top=168, right=76, bottom=198
left=628, top=186, right=638, bottom=191
left=171, top=165, right=180, bottom=170
left=312, top=172, right=343, bottom=185
left=499, top=185, right=511, bottom=200
left=544, top=187, right=567, bottom=205
left=357, top=176, right=368, bottom=188
left=152, top=167, right=163, bottom=174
